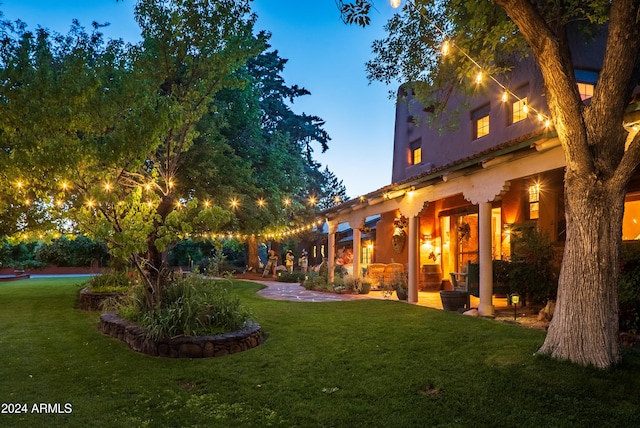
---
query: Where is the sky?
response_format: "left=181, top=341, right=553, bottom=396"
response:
left=0, top=0, right=400, bottom=199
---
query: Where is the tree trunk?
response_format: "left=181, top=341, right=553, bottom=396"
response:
left=538, top=171, right=623, bottom=368
left=247, top=235, right=260, bottom=272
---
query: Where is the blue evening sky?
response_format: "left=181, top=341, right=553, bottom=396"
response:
left=0, top=1, right=400, bottom=198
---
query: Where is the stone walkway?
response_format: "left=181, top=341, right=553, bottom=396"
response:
left=254, top=279, right=372, bottom=302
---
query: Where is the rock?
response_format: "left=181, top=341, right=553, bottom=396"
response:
left=463, top=308, right=479, bottom=317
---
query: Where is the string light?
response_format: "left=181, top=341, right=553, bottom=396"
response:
left=390, top=0, right=401, bottom=8
left=441, top=39, right=450, bottom=56
left=257, top=198, right=266, bottom=208
left=399, top=0, right=552, bottom=127
left=475, top=71, right=483, bottom=85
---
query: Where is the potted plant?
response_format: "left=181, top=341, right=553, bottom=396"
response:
left=392, top=271, right=408, bottom=301
left=359, top=280, right=372, bottom=294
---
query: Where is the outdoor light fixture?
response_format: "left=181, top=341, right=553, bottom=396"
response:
left=510, top=293, right=520, bottom=320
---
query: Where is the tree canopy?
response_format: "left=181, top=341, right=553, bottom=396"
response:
left=0, top=0, right=346, bottom=305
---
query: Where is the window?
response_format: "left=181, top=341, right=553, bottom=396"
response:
left=575, top=69, right=598, bottom=101
left=623, top=192, right=640, bottom=240
left=412, top=147, right=422, bottom=165
left=577, top=82, right=594, bottom=101
left=361, top=241, right=373, bottom=265
left=528, top=183, right=540, bottom=220
left=512, top=97, right=529, bottom=123
left=409, top=139, right=422, bottom=165
left=471, top=104, right=490, bottom=140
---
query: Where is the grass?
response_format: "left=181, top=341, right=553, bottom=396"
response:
left=1, top=277, right=639, bottom=427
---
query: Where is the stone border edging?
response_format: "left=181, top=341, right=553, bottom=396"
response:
left=99, top=312, right=263, bottom=358
left=79, top=287, right=123, bottom=311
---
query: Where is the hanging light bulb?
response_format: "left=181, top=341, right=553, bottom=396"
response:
left=522, top=102, right=529, bottom=114
left=475, top=71, right=483, bottom=85
left=390, top=0, right=401, bottom=8
left=441, top=39, right=450, bottom=56
left=501, top=90, right=509, bottom=103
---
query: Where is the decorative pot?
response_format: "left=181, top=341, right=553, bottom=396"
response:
left=396, top=285, right=408, bottom=301
left=439, top=290, right=468, bottom=311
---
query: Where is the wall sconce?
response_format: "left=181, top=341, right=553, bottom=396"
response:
left=503, top=223, right=512, bottom=235
left=421, top=234, right=432, bottom=248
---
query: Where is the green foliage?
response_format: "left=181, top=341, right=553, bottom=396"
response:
left=0, top=239, right=45, bottom=269
left=619, top=243, right=640, bottom=334
left=118, top=275, right=252, bottom=340
left=84, top=271, right=138, bottom=293
left=509, top=227, right=558, bottom=305
left=275, top=271, right=306, bottom=283
left=35, top=235, right=109, bottom=267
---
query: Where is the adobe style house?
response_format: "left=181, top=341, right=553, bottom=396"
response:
left=320, top=32, right=640, bottom=316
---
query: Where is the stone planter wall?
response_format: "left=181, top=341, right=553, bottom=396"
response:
left=78, top=287, right=123, bottom=311
left=99, top=312, right=263, bottom=358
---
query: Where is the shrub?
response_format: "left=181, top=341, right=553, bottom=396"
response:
left=84, top=271, right=138, bottom=293
left=619, top=243, right=640, bottom=334
left=125, top=276, right=252, bottom=340
left=509, top=226, right=558, bottom=306
left=276, top=271, right=306, bottom=283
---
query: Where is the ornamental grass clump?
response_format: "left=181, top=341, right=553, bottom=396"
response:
left=116, top=275, right=252, bottom=340
left=85, top=270, right=138, bottom=293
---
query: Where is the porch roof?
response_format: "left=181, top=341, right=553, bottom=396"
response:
left=322, top=130, right=551, bottom=220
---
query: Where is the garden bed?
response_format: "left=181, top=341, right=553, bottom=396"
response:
left=99, top=312, right=263, bottom=358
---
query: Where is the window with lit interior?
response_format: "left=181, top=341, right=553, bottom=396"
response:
left=577, top=82, right=594, bottom=101
left=575, top=69, right=597, bottom=102
left=512, top=97, right=529, bottom=123
left=471, top=104, right=490, bottom=140
left=409, top=139, right=422, bottom=165
left=528, top=183, right=540, bottom=220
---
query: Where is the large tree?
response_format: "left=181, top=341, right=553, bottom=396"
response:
left=0, top=0, right=263, bottom=306
left=0, top=1, right=340, bottom=288
left=339, top=0, right=640, bottom=369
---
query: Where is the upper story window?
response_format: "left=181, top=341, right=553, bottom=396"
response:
left=471, top=104, right=490, bottom=140
left=409, top=138, right=422, bottom=165
left=508, top=84, right=530, bottom=125
left=577, top=82, right=594, bottom=101
left=575, top=69, right=598, bottom=101
left=512, top=97, right=529, bottom=123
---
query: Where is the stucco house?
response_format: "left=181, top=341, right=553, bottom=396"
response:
left=320, top=31, right=640, bottom=316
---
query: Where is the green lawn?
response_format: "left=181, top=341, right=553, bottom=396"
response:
left=1, top=277, right=639, bottom=427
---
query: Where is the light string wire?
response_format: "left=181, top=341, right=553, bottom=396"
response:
left=7, top=179, right=329, bottom=242
left=401, top=0, right=552, bottom=126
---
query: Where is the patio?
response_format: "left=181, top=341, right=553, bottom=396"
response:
left=249, top=275, right=549, bottom=330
